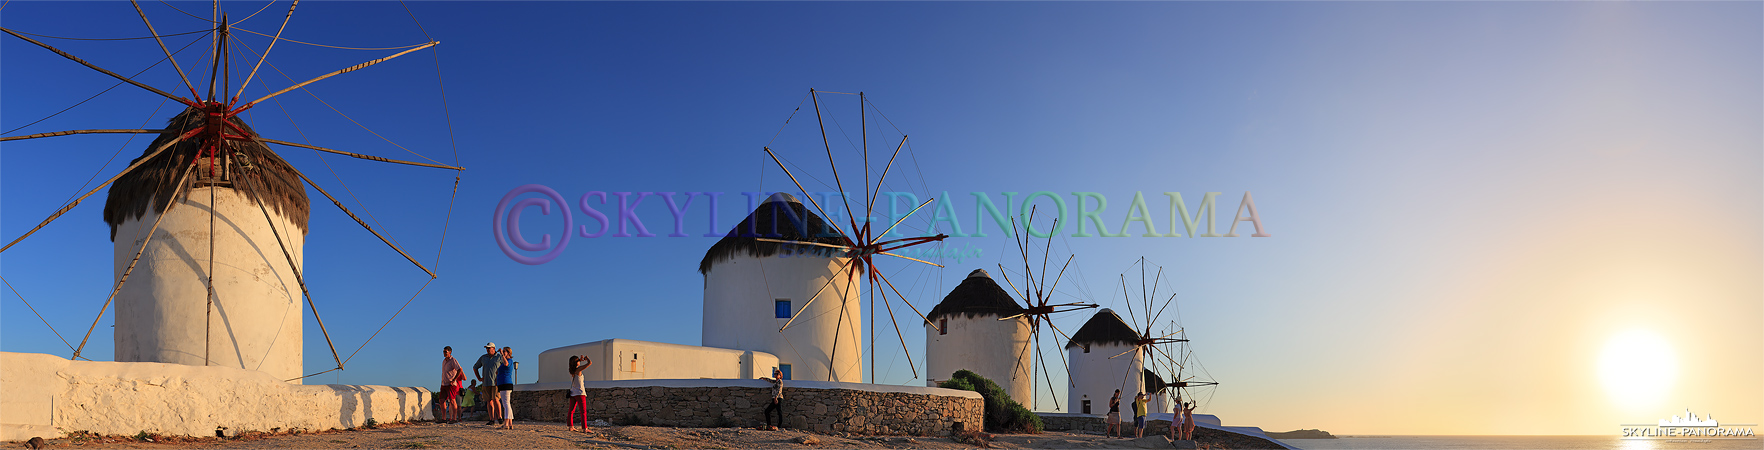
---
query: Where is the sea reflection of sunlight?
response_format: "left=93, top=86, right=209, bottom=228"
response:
left=1617, top=437, right=1659, bottom=450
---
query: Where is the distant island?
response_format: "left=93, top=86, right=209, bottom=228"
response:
left=1267, top=429, right=1337, bottom=439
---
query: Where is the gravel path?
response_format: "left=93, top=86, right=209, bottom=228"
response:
left=16, top=420, right=1279, bottom=449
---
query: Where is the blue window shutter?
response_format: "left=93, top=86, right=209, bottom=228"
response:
left=775, top=299, right=791, bottom=319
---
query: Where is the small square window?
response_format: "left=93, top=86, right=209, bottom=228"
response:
left=1083, top=345, right=1091, bottom=353
left=779, top=364, right=792, bottom=380
left=939, top=319, right=947, bottom=335
left=775, top=299, right=791, bottom=319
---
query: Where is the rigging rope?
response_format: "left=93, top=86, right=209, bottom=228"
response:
left=230, top=0, right=279, bottom=27
left=0, top=32, right=206, bottom=136
left=156, top=0, right=217, bottom=24
left=1, top=274, right=78, bottom=355
left=234, top=38, right=445, bottom=165
left=256, top=72, right=412, bottom=253
left=342, top=278, right=434, bottom=366
left=47, top=100, right=169, bottom=212
left=230, top=25, right=429, bottom=51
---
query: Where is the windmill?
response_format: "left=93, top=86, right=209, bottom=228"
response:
left=754, top=89, right=952, bottom=383
left=1111, top=257, right=1217, bottom=416
left=990, top=206, right=1099, bottom=411
left=0, top=1, right=461, bottom=382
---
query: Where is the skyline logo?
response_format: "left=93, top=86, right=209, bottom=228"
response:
left=1620, top=408, right=1756, bottom=441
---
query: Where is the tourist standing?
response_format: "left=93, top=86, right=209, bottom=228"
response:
left=496, top=347, right=516, bottom=430
left=566, top=355, right=593, bottom=433
left=760, top=367, right=784, bottom=430
left=1182, top=401, right=1197, bottom=440
left=440, top=346, right=466, bottom=423
left=473, top=343, right=503, bottom=425
left=1169, top=395, right=1182, bottom=440
left=1106, top=390, right=1123, bottom=438
left=1132, top=392, right=1149, bottom=438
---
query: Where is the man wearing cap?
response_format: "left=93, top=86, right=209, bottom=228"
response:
left=472, top=342, right=504, bottom=425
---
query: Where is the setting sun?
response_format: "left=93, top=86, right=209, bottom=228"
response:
left=1599, top=329, right=1678, bottom=409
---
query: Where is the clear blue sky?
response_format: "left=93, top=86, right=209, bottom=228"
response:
left=3, top=1, right=1759, bottom=435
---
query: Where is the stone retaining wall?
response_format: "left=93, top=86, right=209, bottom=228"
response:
left=510, top=380, right=982, bottom=436
left=1038, top=413, right=1108, bottom=434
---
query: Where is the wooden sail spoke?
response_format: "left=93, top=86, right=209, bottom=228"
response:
left=752, top=237, right=851, bottom=251
left=875, top=197, right=934, bottom=241
left=233, top=0, right=300, bottom=105
left=995, top=263, right=1032, bottom=303
left=129, top=0, right=201, bottom=100
left=870, top=271, right=919, bottom=378
left=807, top=89, right=861, bottom=234
left=762, top=146, right=850, bottom=240
left=863, top=135, right=908, bottom=226
left=876, top=251, right=943, bottom=268
left=234, top=41, right=437, bottom=113
left=255, top=137, right=463, bottom=170
left=1107, top=346, right=1139, bottom=360
left=0, top=128, right=199, bottom=255
left=0, top=28, right=194, bottom=106
left=238, top=168, right=344, bottom=371
left=0, top=129, right=164, bottom=142
left=777, top=256, right=856, bottom=331
left=73, top=163, right=195, bottom=361
left=291, top=166, right=436, bottom=278
left=874, top=268, right=939, bottom=331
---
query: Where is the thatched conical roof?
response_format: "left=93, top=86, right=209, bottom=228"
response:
left=1144, top=368, right=1168, bottom=394
left=698, top=193, right=849, bottom=275
left=102, top=107, right=309, bottom=240
left=926, top=269, right=1025, bottom=321
left=1064, top=308, right=1142, bottom=349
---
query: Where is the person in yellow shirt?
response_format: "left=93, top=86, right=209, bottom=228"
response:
left=1132, top=392, right=1149, bottom=438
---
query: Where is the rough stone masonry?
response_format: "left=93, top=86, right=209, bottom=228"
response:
left=511, top=385, right=982, bottom=436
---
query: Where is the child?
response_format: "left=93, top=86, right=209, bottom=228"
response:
left=462, top=380, right=478, bottom=412
left=567, top=355, right=593, bottom=433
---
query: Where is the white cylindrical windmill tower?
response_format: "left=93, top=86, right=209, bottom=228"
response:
left=924, top=269, right=1032, bottom=402
left=102, top=108, right=308, bottom=382
left=701, top=193, right=861, bottom=382
left=1065, top=308, right=1145, bottom=415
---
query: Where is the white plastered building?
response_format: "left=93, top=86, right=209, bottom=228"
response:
left=103, top=109, right=308, bottom=382
left=697, top=193, right=861, bottom=382
left=923, top=269, right=1032, bottom=404
left=1064, top=308, right=1146, bottom=415
left=535, top=339, right=778, bottom=383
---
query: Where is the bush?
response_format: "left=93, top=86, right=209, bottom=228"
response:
left=938, top=370, right=1043, bottom=434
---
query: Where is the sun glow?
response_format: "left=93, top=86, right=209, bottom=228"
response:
left=1598, top=329, right=1677, bottom=408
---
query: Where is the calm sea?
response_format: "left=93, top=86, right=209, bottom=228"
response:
left=1278, top=436, right=1761, bottom=450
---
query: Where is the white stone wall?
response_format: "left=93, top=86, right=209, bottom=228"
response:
left=534, top=339, right=778, bottom=383
left=0, top=352, right=429, bottom=441
left=923, top=315, right=1033, bottom=405
left=702, top=254, right=861, bottom=383
left=1066, top=343, right=1144, bottom=415
left=112, top=187, right=305, bottom=382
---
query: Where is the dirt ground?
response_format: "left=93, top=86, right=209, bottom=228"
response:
left=12, top=421, right=1232, bottom=449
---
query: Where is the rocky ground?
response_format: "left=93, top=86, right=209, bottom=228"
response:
left=14, top=420, right=1286, bottom=449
